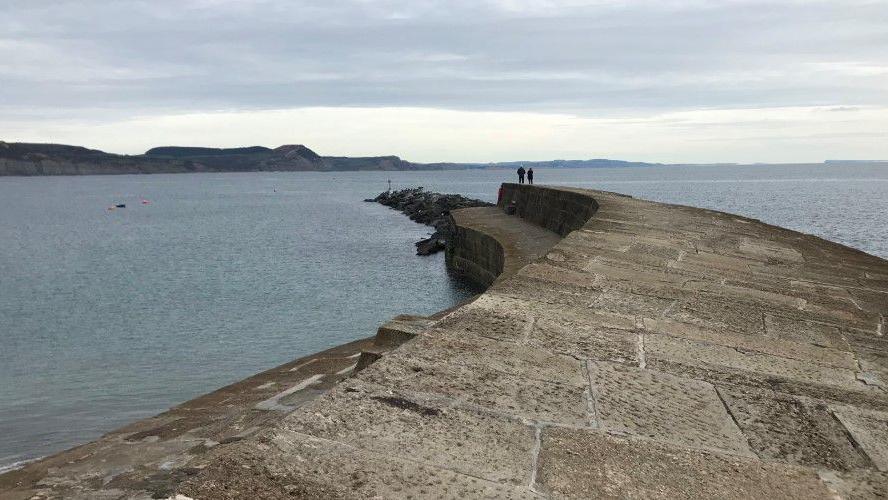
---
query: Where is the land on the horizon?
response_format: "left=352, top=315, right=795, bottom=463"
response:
left=0, top=141, right=884, bottom=176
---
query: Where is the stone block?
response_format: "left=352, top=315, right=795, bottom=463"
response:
left=591, top=289, right=676, bottom=318
left=536, top=427, right=831, bottom=499
left=281, top=381, right=536, bottom=485
left=434, top=295, right=532, bottom=343
left=666, top=294, right=765, bottom=334
left=531, top=318, right=637, bottom=365
left=718, top=386, right=871, bottom=471
left=644, top=334, right=862, bottom=392
left=832, top=405, right=888, bottom=471
left=642, top=317, right=857, bottom=370
left=181, top=430, right=539, bottom=499
left=357, top=342, right=590, bottom=426
left=587, top=361, right=752, bottom=455
left=763, top=313, right=849, bottom=349
left=373, top=314, right=435, bottom=348
left=408, top=329, right=588, bottom=387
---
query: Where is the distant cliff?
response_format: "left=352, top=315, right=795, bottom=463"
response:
left=0, top=142, right=435, bottom=176
left=0, top=140, right=670, bottom=176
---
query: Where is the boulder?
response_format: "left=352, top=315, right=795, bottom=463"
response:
left=368, top=187, right=492, bottom=255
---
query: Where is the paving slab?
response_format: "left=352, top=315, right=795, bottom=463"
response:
left=536, top=427, right=832, bottom=499
left=832, top=405, right=888, bottom=471
left=763, top=313, right=850, bottom=349
left=401, top=328, right=588, bottom=386
left=642, top=316, right=858, bottom=370
left=644, top=333, right=863, bottom=391
left=587, top=361, right=752, bottom=455
left=357, top=339, right=591, bottom=426
left=180, top=431, right=540, bottom=499
left=666, top=293, right=766, bottom=334
left=433, top=294, right=533, bottom=343
left=531, top=317, right=638, bottom=364
left=718, top=386, right=871, bottom=470
left=590, top=289, right=677, bottom=318
left=280, top=380, right=536, bottom=485
left=820, top=470, right=888, bottom=500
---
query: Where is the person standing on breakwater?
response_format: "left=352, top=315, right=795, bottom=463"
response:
left=517, top=166, right=526, bottom=184
left=527, top=168, right=534, bottom=184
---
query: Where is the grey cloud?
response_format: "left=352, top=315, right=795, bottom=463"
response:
left=2, top=0, right=888, bottom=122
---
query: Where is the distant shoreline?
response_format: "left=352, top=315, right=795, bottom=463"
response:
left=7, top=140, right=882, bottom=177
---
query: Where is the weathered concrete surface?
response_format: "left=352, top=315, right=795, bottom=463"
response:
left=4, top=183, right=888, bottom=499
left=175, top=184, right=887, bottom=499
left=0, top=339, right=373, bottom=499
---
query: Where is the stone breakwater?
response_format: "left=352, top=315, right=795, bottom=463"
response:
left=365, top=187, right=492, bottom=255
left=4, top=183, right=888, bottom=499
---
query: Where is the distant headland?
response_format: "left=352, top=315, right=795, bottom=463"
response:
left=0, top=141, right=664, bottom=176
left=1, top=141, right=884, bottom=176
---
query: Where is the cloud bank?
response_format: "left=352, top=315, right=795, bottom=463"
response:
left=2, top=0, right=887, bottom=162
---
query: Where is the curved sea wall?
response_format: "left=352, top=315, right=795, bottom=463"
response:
left=445, top=183, right=600, bottom=288
left=445, top=219, right=503, bottom=287
left=5, top=183, right=888, bottom=499
left=445, top=204, right=563, bottom=288
left=497, top=183, right=600, bottom=235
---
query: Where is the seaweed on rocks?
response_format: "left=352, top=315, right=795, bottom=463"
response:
left=365, top=187, right=493, bottom=255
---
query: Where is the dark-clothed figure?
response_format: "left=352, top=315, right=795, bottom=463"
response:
left=527, top=168, right=534, bottom=184
left=517, top=166, right=526, bottom=184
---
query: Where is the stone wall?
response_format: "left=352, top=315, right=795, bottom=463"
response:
left=497, top=183, right=600, bottom=236
left=445, top=217, right=504, bottom=288
left=443, top=187, right=573, bottom=289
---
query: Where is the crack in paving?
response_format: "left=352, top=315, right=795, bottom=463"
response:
left=636, top=334, right=647, bottom=369
left=521, top=312, right=537, bottom=344
left=528, top=424, right=544, bottom=494
left=584, top=360, right=600, bottom=428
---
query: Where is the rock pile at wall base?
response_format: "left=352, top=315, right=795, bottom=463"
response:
left=365, top=187, right=493, bottom=255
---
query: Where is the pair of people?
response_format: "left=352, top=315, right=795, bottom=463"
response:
left=516, top=166, right=534, bottom=184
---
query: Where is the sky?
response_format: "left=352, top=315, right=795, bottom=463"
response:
left=1, top=0, right=887, bottom=163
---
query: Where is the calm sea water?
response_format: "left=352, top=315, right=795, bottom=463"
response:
left=1, top=164, right=887, bottom=471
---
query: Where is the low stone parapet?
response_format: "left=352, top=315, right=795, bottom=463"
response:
left=497, top=183, right=600, bottom=235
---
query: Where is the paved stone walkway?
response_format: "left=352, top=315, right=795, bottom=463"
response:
left=4, top=185, right=888, bottom=499
left=171, top=186, right=888, bottom=499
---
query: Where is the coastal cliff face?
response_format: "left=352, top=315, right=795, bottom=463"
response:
left=0, top=142, right=197, bottom=176
left=0, top=141, right=428, bottom=176
left=0, top=140, right=692, bottom=177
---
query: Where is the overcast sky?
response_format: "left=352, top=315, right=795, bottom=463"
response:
left=1, top=0, right=887, bottom=163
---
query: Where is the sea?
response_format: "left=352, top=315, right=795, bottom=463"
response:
left=1, top=163, right=887, bottom=471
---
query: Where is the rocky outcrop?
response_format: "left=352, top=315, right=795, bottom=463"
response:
left=365, top=187, right=493, bottom=255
